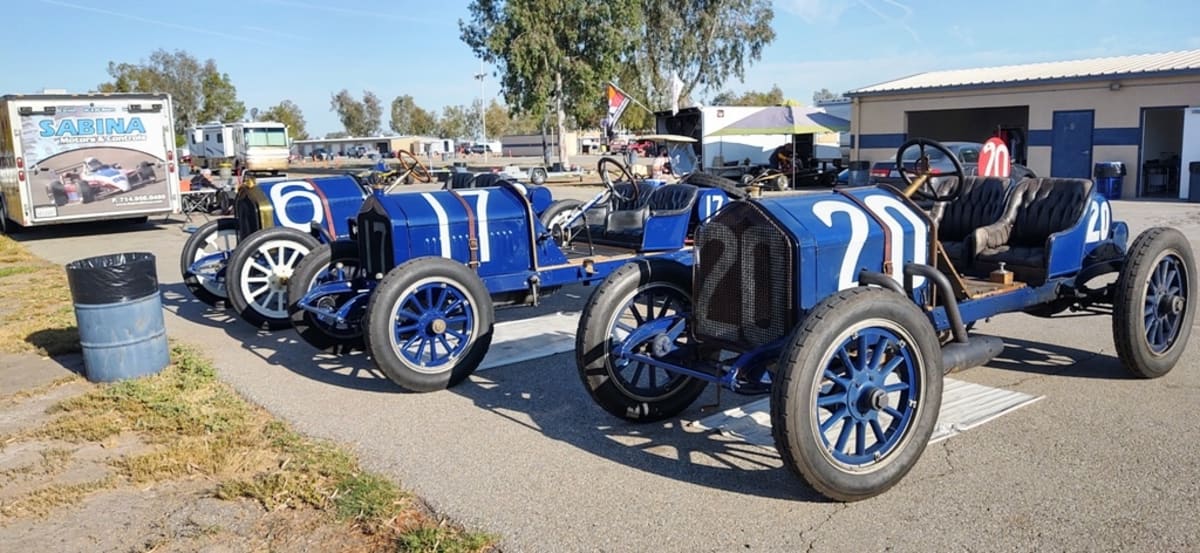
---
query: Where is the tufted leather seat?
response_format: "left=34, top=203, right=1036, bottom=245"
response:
left=446, top=171, right=477, bottom=189
left=928, top=176, right=1012, bottom=266
left=606, top=184, right=699, bottom=237
left=585, top=181, right=659, bottom=227
left=973, top=177, right=1093, bottom=284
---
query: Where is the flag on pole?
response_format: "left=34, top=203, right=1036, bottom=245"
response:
left=605, top=82, right=632, bottom=126
left=669, top=73, right=684, bottom=115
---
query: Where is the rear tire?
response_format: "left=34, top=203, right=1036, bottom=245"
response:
left=1112, top=227, right=1196, bottom=378
left=287, top=241, right=366, bottom=352
left=180, top=217, right=239, bottom=306
left=80, top=184, right=95, bottom=204
left=226, top=227, right=320, bottom=329
left=681, top=172, right=747, bottom=200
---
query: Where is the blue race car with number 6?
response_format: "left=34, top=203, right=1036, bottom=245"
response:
left=575, top=138, right=1195, bottom=502
left=291, top=158, right=742, bottom=392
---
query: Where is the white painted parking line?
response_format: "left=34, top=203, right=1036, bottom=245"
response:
left=477, top=311, right=580, bottom=371
left=691, top=379, right=1043, bottom=448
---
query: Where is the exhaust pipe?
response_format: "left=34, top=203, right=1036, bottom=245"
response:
left=941, top=335, right=1005, bottom=374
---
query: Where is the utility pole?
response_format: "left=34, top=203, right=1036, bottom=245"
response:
left=474, top=61, right=487, bottom=163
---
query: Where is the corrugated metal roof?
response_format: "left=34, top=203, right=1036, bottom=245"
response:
left=847, top=49, right=1200, bottom=96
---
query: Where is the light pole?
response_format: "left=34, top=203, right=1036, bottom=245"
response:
left=474, top=61, right=487, bottom=163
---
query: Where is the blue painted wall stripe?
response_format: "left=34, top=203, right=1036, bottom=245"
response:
left=1028, top=127, right=1140, bottom=147
left=858, top=133, right=906, bottom=149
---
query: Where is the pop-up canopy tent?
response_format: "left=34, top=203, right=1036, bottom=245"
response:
left=706, top=106, right=850, bottom=136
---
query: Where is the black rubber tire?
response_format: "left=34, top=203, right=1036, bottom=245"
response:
left=770, top=287, right=943, bottom=502
left=681, top=172, right=748, bottom=200
left=180, top=217, right=239, bottom=306
left=80, top=184, right=95, bottom=204
left=226, top=226, right=321, bottom=330
left=1112, top=227, right=1196, bottom=378
left=539, top=199, right=584, bottom=246
left=365, top=257, right=494, bottom=392
left=576, top=259, right=708, bottom=422
left=530, top=167, right=548, bottom=185
left=287, top=241, right=366, bottom=352
left=50, top=183, right=68, bottom=206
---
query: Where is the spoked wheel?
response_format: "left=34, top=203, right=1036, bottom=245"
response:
left=226, top=227, right=321, bottom=329
left=366, top=257, right=494, bottom=392
left=576, top=259, right=707, bottom=421
left=287, top=241, right=366, bottom=352
left=771, top=287, right=942, bottom=502
left=1113, top=227, right=1196, bottom=378
left=539, top=199, right=584, bottom=246
left=179, top=217, right=239, bottom=305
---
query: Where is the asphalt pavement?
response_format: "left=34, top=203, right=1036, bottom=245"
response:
left=12, top=187, right=1200, bottom=553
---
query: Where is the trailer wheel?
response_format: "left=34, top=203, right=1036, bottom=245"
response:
left=530, top=167, right=548, bottom=185
left=1112, top=227, right=1196, bottom=378
left=576, top=259, right=707, bottom=422
left=771, top=287, right=943, bottom=502
left=366, top=257, right=494, bottom=392
left=180, top=217, right=239, bottom=306
left=226, top=227, right=321, bottom=329
left=288, top=241, right=366, bottom=352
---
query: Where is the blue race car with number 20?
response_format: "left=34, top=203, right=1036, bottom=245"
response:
left=292, top=158, right=740, bottom=392
left=575, top=138, right=1195, bottom=502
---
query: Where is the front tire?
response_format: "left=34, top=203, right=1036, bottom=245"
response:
left=576, top=259, right=707, bottom=422
left=226, top=227, right=321, bottom=329
left=770, top=287, right=943, bottom=502
left=1112, top=227, right=1196, bottom=378
left=366, top=257, right=494, bottom=392
left=180, top=217, right=239, bottom=306
left=287, top=241, right=365, bottom=352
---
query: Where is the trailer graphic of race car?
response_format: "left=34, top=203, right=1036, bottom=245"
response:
left=44, top=156, right=157, bottom=205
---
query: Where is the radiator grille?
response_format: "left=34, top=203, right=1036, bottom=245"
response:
left=235, top=196, right=261, bottom=240
left=693, top=202, right=795, bottom=349
left=357, top=202, right=393, bottom=278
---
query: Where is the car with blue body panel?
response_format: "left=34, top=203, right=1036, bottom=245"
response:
left=291, top=158, right=743, bottom=392
left=574, top=138, right=1195, bottom=502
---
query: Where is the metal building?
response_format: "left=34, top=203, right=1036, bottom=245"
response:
left=846, top=49, right=1200, bottom=200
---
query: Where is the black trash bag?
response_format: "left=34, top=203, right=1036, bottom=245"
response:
left=65, top=252, right=159, bottom=305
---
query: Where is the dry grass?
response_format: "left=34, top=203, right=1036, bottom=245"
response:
left=0, top=235, right=79, bottom=356
left=0, top=477, right=117, bottom=518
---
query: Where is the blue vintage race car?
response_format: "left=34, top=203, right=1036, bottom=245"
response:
left=179, top=151, right=552, bottom=329
left=292, top=158, right=741, bottom=392
left=575, top=138, right=1195, bottom=502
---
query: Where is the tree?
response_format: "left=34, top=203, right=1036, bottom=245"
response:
left=484, top=99, right=513, bottom=138
left=623, top=1, right=775, bottom=115
left=461, top=0, right=640, bottom=165
left=389, top=95, right=439, bottom=136
left=258, top=100, right=309, bottom=140
left=329, top=89, right=381, bottom=136
left=325, top=131, right=349, bottom=139
left=98, top=49, right=246, bottom=137
left=437, top=105, right=473, bottom=140
left=710, top=85, right=785, bottom=106
left=812, top=88, right=841, bottom=103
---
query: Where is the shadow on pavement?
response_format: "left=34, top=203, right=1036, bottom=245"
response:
left=982, top=333, right=1130, bottom=380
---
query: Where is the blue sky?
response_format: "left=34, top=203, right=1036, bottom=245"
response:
left=3, top=0, right=1198, bottom=137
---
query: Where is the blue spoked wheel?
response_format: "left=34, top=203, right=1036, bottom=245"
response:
left=366, top=257, right=494, bottom=392
left=576, top=259, right=707, bottom=422
left=771, top=287, right=942, bottom=502
left=287, top=241, right=366, bottom=352
left=1113, top=227, right=1196, bottom=378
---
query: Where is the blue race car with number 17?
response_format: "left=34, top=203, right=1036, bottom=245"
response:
left=575, top=138, right=1195, bottom=502
left=291, top=158, right=742, bottom=392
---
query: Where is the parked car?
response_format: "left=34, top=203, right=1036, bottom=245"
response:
left=311, top=148, right=330, bottom=161
left=870, top=140, right=1035, bottom=186
left=469, top=144, right=493, bottom=154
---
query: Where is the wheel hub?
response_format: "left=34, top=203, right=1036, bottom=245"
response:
left=267, top=266, right=293, bottom=291
left=650, top=334, right=673, bottom=357
left=1160, top=295, right=1185, bottom=316
left=429, top=318, right=447, bottom=335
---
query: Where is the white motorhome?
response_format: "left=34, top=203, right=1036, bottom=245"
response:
left=0, top=92, right=182, bottom=231
left=186, top=121, right=289, bottom=174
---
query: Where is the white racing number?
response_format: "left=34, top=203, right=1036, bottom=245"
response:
left=1085, top=199, right=1111, bottom=244
left=268, top=180, right=324, bottom=231
left=813, top=194, right=927, bottom=290
left=702, top=194, right=726, bottom=221
left=421, top=190, right=493, bottom=263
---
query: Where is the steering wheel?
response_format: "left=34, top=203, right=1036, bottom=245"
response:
left=598, top=157, right=638, bottom=203
left=395, top=149, right=432, bottom=184
left=896, top=138, right=965, bottom=203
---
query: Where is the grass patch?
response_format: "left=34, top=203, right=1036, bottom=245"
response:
left=0, top=477, right=116, bottom=519
left=0, top=375, right=80, bottom=404
left=0, top=235, right=79, bottom=355
left=22, top=343, right=494, bottom=550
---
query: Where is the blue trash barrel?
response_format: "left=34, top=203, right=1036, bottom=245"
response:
left=1093, top=162, right=1126, bottom=200
left=65, top=252, right=169, bottom=383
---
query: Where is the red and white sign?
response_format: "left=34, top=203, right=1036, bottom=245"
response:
left=979, top=137, right=1011, bottom=178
